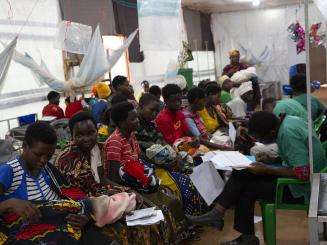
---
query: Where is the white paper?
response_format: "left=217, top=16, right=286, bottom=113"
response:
left=201, top=151, right=216, bottom=163
left=126, top=210, right=164, bottom=226
left=190, top=162, right=225, bottom=206
left=254, top=216, right=262, bottom=224
left=211, top=151, right=254, bottom=170
left=228, top=122, right=237, bottom=145
left=40, top=116, right=57, bottom=121
left=126, top=207, right=156, bottom=221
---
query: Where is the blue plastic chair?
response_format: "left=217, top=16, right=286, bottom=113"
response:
left=18, top=113, right=37, bottom=126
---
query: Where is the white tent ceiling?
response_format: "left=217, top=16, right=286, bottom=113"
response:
left=182, top=0, right=304, bottom=13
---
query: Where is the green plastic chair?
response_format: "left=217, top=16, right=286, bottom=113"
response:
left=260, top=166, right=327, bottom=245
left=314, top=114, right=326, bottom=136
left=260, top=178, right=309, bottom=245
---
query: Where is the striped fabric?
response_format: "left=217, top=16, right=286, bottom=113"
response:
left=4, top=159, right=24, bottom=195
left=4, top=159, right=59, bottom=201
left=104, top=128, right=141, bottom=175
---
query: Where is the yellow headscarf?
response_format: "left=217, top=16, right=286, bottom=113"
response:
left=218, top=75, right=230, bottom=85
left=96, top=82, right=111, bottom=99
left=229, top=49, right=240, bottom=57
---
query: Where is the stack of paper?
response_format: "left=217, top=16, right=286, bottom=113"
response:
left=190, top=162, right=225, bottom=205
left=211, top=151, right=254, bottom=170
left=201, top=151, right=254, bottom=170
left=126, top=207, right=164, bottom=226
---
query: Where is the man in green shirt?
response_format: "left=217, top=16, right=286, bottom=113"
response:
left=186, top=111, right=326, bottom=245
left=273, top=98, right=308, bottom=121
left=290, top=74, right=325, bottom=121
left=277, top=114, right=326, bottom=201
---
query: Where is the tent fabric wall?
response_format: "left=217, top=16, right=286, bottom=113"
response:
left=113, top=0, right=143, bottom=63
left=211, top=4, right=325, bottom=85
left=200, top=13, right=215, bottom=52
left=183, top=8, right=214, bottom=51
left=137, top=0, right=188, bottom=76
left=58, top=0, right=116, bottom=36
left=0, top=0, right=64, bottom=95
left=0, top=38, right=16, bottom=93
left=314, top=0, right=327, bottom=21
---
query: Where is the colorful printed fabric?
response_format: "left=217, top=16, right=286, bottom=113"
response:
left=170, top=171, right=208, bottom=215
left=182, top=108, right=209, bottom=140
left=135, top=118, right=207, bottom=215
left=198, top=107, right=219, bottom=134
left=0, top=161, right=94, bottom=244
left=55, top=142, right=108, bottom=196
left=216, top=104, right=233, bottom=126
left=135, top=116, right=165, bottom=154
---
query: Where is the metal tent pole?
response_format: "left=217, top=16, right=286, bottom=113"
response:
left=304, top=0, right=314, bottom=180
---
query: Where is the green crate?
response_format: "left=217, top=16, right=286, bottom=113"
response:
left=178, top=68, right=193, bottom=88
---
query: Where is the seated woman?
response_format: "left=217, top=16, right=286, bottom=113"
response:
left=42, top=91, right=64, bottom=119
left=0, top=122, right=118, bottom=244
left=187, top=111, right=327, bottom=245
left=65, top=96, right=86, bottom=119
left=222, top=50, right=248, bottom=77
left=149, top=85, right=165, bottom=111
left=55, top=112, right=165, bottom=243
left=199, top=83, right=229, bottom=134
left=290, top=74, right=325, bottom=121
left=136, top=93, right=207, bottom=215
left=155, top=84, right=197, bottom=145
left=182, top=87, right=232, bottom=150
left=227, top=82, right=254, bottom=118
left=55, top=112, right=111, bottom=195
left=104, top=102, right=202, bottom=240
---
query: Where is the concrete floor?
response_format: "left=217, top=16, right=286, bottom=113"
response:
left=186, top=203, right=309, bottom=245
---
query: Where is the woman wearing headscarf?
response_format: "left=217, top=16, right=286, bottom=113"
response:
left=227, top=82, right=254, bottom=118
left=91, top=82, right=111, bottom=125
left=222, top=50, right=248, bottom=77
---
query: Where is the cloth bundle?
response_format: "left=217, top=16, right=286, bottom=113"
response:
left=146, top=144, right=177, bottom=166
left=173, top=137, right=209, bottom=157
left=210, top=130, right=232, bottom=147
left=250, top=142, right=279, bottom=159
left=92, top=193, right=136, bottom=227
left=230, top=67, right=257, bottom=84
left=146, top=144, right=194, bottom=173
left=119, top=159, right=158, bottom=192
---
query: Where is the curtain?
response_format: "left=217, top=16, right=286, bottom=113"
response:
left=0, top=37, right=16, bottom=93
left=58, top=0, right=116, bottom=35
left=211, top=4, right=325, bottom=84
left=113, top=0, right=143, bottom=63
left=183, top=8, right=214, bottom=51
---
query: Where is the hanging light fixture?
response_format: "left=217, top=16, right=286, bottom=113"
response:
left=252, top=0, right=260, bottom=6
